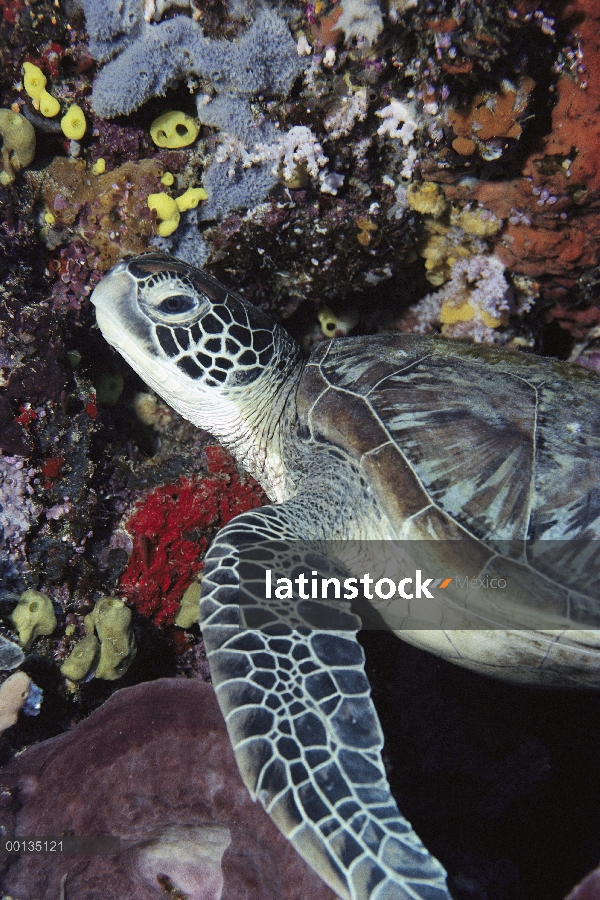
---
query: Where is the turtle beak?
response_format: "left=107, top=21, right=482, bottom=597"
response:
left=91, top=262, right=151, bottom=350
left=90, top=261, right=131, bottom=312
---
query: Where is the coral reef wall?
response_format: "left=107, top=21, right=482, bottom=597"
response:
left=2, top=1, right=600, bottom=898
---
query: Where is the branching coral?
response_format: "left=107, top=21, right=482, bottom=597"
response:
left=334, top=0, right=384, bottom=45
left=199, top=123, right=331, bottom=219
left=405, top=254, right=521, bottom=344
left=323, top=87, right=368, bottom=140
left=376, top=98, right=418, bottom=146
left=235, top=125, right=330, bottom=186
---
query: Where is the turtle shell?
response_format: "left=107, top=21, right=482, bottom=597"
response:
left=296, top=334, right=600, bottom=681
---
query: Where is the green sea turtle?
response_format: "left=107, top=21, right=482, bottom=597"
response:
left=91, top=252, right=600, bottom=900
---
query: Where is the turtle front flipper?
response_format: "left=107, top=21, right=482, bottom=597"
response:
left=200, top=505, right=451, bottom=900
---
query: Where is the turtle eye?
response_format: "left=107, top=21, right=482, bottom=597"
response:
left=157, top=294, right=196, bottom=314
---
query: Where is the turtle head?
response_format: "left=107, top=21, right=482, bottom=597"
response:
left=91, top=253, right=302, bottom=491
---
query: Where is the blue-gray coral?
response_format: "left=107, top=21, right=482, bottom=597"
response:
left=194, top=94, right=280, bottom=220
left=196, top=95, right=276, bottom=147
left=200, top=155, right=278, bottom=221
left=151, top=211, right=211, bottom=269
left=82, top=7, right=305, bottom=118
left=78, top=0, right=144, bottom=63
left=80, top=2, right=306, bottom=221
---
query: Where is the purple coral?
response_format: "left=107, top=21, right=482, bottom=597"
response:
left=408, top=254, right=517, bottom=344
left=90, top=118, right=148, bottom=168
left=50, top=241, right=102, bottom=315
left=447, top=254, right=513, bottom=320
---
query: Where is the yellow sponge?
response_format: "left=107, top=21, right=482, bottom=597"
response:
left=23, top=62, right=47, bottom=101
left=91, top=158, right=106, bottom=175
left=150, top=110, right=199, bottom=148
left=148, top=192, right=180, bottom=237
left=39, top=89, right=60, bottom=118
left=175, top=186, right=208, bottom=212
left=10, top=589, right=57, bottom=649
left=0, top=109, right=36, bottom=185
left=440, top=299, right=503, bottom=329
left=61, top=104, right=86, bottom=140
left=407, top=182, right=447, bottom=218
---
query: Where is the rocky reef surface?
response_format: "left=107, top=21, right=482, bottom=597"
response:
left=1, top=0, right=600, bottom=898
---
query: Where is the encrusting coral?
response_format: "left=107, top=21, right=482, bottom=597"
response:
left=117, top=446, right=266, bottom=626
left=448, top=77, right=536, bottom=159
left=0, top=109, right=35, bottom=185
left=39, top=156, right=165, bottom=270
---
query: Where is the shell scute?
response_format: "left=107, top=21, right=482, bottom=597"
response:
left=309, top=387, right=389, bottom=459
left=305, top=334, right=600, bottom=546
left=367, top=354, right=535, bottom=541
left=296, top=362, right=330, bottom=425
left=319, top=339, right=419, bottom=398
left=359, top=443, right=430, bottom=523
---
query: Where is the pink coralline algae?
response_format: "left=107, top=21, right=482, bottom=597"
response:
left=89, top=118, right=148, bottom=169
left=49, top=240, right=102, bottom=314
left=0, top=455, right=40, bottom=581
left=118, top=446, right=267, bottom=626
left=0, top=678, right=337, bottom=900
